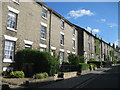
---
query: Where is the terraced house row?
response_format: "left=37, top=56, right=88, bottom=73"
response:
left=1, top=0, right=120, bottom=71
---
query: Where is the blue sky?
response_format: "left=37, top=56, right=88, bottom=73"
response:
left=45, top=2, right=118, bottom=46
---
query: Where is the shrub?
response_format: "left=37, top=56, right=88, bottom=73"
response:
left=87, top=61, right=102, bottom=68
left=79, top=56, right=86, bottom=63
left=33, top=72, right=48, bottom=79
left=62, top=61, right=71, bottom=65
left=77, top=63, right=89, bottom=72
left=117, top=61, right=120, bottom=64
left=10, top=71, right=25, bottom=78
left=89, top=58, right=96, bottom=61
left=2, top=71, right=8, bottom=77
left=68, top=54, right=80, bottom=66
left=15, top=49, right=59, bottom=76
left=113, top=59, right=118, bottom=64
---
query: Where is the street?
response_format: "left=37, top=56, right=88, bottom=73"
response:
left=74, top=65, right=120, bottom=88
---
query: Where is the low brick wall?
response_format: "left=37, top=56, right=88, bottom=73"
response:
left=63, top=72, right=77, bottom=79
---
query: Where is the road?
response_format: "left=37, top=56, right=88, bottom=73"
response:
left=74, top=65, right=120, bottom=88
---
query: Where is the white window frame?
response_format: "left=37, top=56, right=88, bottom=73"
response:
left=39, top=43, right=47, bottom=51
left=61, top=19, right=64, bottom=29
left=59, top=51, right=64, bottom=64
left=42, top=6, right=48, bottom=19
left=24, top=40, right=33, bottom=49
left=7, top=6, right=19, bottom=32
left=41, top=24, right=47, bottom=40
left=72, top=39, right=75, bottom=49
left=73, top=27, right=75, bottom=35
left=60, top=33, right=64, bottom=46
left=88, top=43, right=90, bottom=51
left=3, top=40, right=15, bottom=63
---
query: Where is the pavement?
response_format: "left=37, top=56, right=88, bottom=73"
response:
left=2, top=65, right=118, bottom=89
left=39, top=66, right=113, bottom=89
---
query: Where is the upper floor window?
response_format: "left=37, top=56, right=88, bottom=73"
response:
left=25, top=44, right=32, bottom=49
left=4, top=40, right=15, bottom=61
left=73, top=27, right=75, bottom=35
left=73, top=40, right=75, bottom=49
left=42, top=7, right=47, bottom=19
left=41, top=25, right=47, bottom=40
left=60, top=34, right=64, bottom=45
left=7, top=11, right=17, bottom=30
left=88, top=35, right=90, bottom=41
left=88, top=43, right=90, bottom=51
left=61, top=19, right=64, bottom=29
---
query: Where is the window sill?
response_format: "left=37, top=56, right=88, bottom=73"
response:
left=3, top=59, right=15, bottom=63
left=60, top=27, right=64, bottom=30
left=60, top=44, right=64, bottom=47
left=73, top=34, right=75, bottom=36
left=41, top=38, right=46, bottom=41
left=42, top=16, right=48, bottom=20
left=73, top=47, right=75, bottom=50
left=7, top=27, right=17, bottom=32
left=12, top=0, right=20, bottom=5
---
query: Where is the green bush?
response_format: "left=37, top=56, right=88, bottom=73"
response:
left=33, top=72, right=48, bottom=79
left=79, top=56, right=86, bottom=63
left=68, top=54, right=80, bottom=66
left=77, top=63, right=89, bottom=72
left=62, top=61, right=71, bottom=65
left=89, top=58, right=96, bottom=61
left=113, top=59, right=118, bottom=64
left=87, top=61, right=102, bottom=68
left=2, top=71, right=8, bottom=77
left=15, top=49, right=59, bottom=76
left=117, top=61, right=120, bottom=64
left=10, top=71, right=25, bottom=78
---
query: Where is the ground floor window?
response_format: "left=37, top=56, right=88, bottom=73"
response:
left=87, top=54, right=90, bottom=61
left=4, top=40, right=15, bottom=61
left=40, top=47, right=46, bottom=51
left=60, top=52, right=64, bottom=64
left=25, top=44, right=32, bottom=49
left=51, top=50, right=56, bottom=56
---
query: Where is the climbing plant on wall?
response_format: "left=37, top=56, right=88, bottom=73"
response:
left=95, top=39, right=100, bottom=56
left=110, top=50, right=114, bottom=58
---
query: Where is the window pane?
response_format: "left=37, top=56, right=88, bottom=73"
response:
left=41, top=25, right=46, bottom=39
left=4, top=40, right=15, bottom=60
left=7, top=12, right=17, bottom=30
left=42, top=9, right=47, bottom=18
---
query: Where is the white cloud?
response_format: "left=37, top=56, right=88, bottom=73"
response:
left=107, top=23, right=117, bottom=28
left=86, top=26, right=99, bottom=33
left=67, top=9, right=94, bottom=19
left=92, top=29, right=99, bottom=33
left=86, top=27, right=92, bottom=31
left=100, top=18, right=106, bottom=22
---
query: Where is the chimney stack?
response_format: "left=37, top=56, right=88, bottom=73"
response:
left=91, top=31, right=93, bottom=35
left=95, top=34, right=97, bottom=38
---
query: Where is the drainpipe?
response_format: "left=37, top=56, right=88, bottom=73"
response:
left=49, top=10, right=52, bottom=52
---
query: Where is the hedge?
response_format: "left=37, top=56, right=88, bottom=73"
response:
left=77, top=63, right=89, bottom=73
left=14, top=49, right=59, bottom=76
left=68, top=54, right=80, bottom=66
left=33, top=72, right=48, bottom=79
left=87, top=61, right=102, bottom=68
